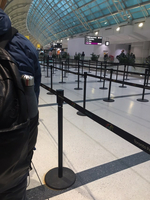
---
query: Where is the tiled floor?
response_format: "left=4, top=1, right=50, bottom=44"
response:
left=27, top=63, right=150, bottom=200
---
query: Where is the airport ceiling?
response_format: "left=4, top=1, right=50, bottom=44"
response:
left=4, top=0, right=150, bottom=47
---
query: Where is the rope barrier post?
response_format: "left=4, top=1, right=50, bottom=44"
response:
left=68, top=58, right=69, bottom=70
left=137, top=69, right=149, bottom=102
left=54, top=59, right=57, bottom=71
left=47, top=64, right=54, bottom=95
left=100, top=63, right=107, bottom=90
left=95, top=60, right=98, bottom=76
left=77, top=72, right=87, bottom=116
left=119, top=64, right=127, bottom=88
left=43, top=55, right=45, bottom=71
left=103, top=69, right=114, bottom=102
left=97, top=62, right=103, bottom=82
left=82, top=60, right=84, bottom=76
left=45, top=57, right=50, bottom=78
left=52, top=59, right=55, bottom=74
left=74, top=60, right=82, bottom=90
left=59, top=62, right=66, bottom=83
left=63, top=61, right=67, bottom=78
left=45, top=90, right=76, bottom=190
left=89, top=60, right=91, bottom=73
left=125, top=65, right=130, bottom=80
left=146, top=67, right=150, bottom=86
left=116, top=64, right=119, bottom=80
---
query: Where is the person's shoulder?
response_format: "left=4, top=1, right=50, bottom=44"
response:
left=12, top=33, right=38, bottom=57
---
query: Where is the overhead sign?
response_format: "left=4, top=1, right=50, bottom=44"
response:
left=85, top=36, right=102, bottom=45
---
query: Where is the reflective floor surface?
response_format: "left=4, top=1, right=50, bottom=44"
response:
left=27, top=64, right=150, bottom=200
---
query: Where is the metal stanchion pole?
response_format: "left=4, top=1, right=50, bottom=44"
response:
left=119, top=65, right=127, bottom=88
left=45, top=57, right=50, bottom=78
left=45, top=90, right=76, bottom=190
left=89, top=60, right=91, bottom=73
left=116, top=64, right=119, bottom=80
left=125, top=65, right=129, bottom=80
left=103, top=69, right=114, bottom=102
left=95, top=60, right=98, bottom=76
left=137, top=69, right=149, bottom=102
left=63, top=61, right=67, bottom=78
left=100, top=63, right=107, bottom=90
left=97, top=62, right=103, bottom=82
left=74, top=60, right=82, bottom=90
left=59, top=62, right=66, bottom=83
left=47, top=65, right=54, bottom=95
left=77, top=72, right=87, bottom=116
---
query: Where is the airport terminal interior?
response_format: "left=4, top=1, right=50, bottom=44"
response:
left=3, top=0, right=150, bottom=200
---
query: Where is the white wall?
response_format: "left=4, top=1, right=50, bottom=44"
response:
left=68, top=37, right=130, bottom=60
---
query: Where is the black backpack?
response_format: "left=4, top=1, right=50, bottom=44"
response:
left=0, top=27, right=33, bottom=192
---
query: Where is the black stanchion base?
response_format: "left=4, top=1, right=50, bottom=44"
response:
left=77, top=111, right=86, bottom=116
left=59, top=82, right=66, bottom=83
left=103, top=98, right=115, bottom=102
left=47, top=92, right=54, bottom=95
left=63, top=76, right=68, bottom=78
left=97, top=80, right=103, bottom=82
left=119, top=85, right=127, bottom=88
left=74, top=88, right=82, bottom=90
left=45, top=167, right=76, bottom=190
left=99, top=87, right=107, bottom=90
left=137, top=99, right=149, bottom=102
left=45, top=76, right=50, bottom=78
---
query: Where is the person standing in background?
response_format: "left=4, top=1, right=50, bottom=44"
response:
left=81, top=51, right=85, bottom=60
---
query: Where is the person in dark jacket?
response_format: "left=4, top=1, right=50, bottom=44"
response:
left=0, top=3, right=41, bottom=200
left=0, top=8, right=41, bottom=101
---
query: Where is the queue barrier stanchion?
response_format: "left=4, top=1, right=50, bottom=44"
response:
left=89, top=60, right=91, bottom=73
left=63, top=61, right=67, bottom=78
left=119, top=64, right=127, bottom=88
left=47, top=64, right=54, bottom=95
left=74, top=61, right=82, bottom=90
left=77, top=72, right=87, bottom=116
left=103, top=69, right=114, bottom=102
left=45, top=90, right=76, bottom=190
left=146, top=67, right=150, bottom=86
left=59, top=62, right=66, bottom=83
left=81, top=60, right=84, bottom=77
left=116, top=64, right=119, bottom=80
left=137, top=69, right=149, bottom=102
left=52, top=59, right=55, bottom=74
left=75, top=61, right=82, bottom=82
left=95, top=60, right=98, bottom=76
left=100, top=63, right=107, bottom=90
left=97, top=62, right=103, bottom=82
left=125, top=65, right=129, bottom=80
left=68, top=58, right=69, bottom=70
left=45, top=58, right=50, bottom=78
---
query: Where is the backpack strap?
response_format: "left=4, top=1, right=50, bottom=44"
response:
left=0, top=27, right=18, bottom=49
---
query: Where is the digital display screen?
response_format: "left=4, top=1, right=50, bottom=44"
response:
left=85, top=36, right=102, bottom=45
